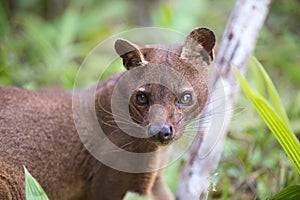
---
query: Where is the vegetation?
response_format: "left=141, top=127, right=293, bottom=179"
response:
left=1, top=0, right=299, bottom=199
left=235, top=58, right=300, bottom=199
left=24, top=166, right=49, bottom=200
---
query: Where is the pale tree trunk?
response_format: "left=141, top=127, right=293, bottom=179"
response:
left=176, top=0, right=272, bottom=199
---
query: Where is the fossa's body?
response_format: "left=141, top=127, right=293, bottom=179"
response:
left=0, top=28, right=215, bottom=200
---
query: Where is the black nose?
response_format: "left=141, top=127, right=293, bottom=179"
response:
left=148, top=123, right=173, bottom=142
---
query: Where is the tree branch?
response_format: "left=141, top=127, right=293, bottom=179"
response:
left=176, top=0, right=272, bottom=199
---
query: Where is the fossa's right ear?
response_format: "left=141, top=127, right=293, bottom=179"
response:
left=114, top=39, right=147, bottom=70
left=181, top=27, right=216, bottom=66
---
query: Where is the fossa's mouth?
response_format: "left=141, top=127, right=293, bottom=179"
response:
left=149, top=135, right=174, bottom=146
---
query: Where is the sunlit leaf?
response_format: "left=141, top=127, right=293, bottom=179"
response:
left=123, top=192, right=151, bottom=200
left=250, top=57, right=291, bottom=130
left=234, top=67, right=300, bottom=173
left=24, top=166, right=49, bottom=200
left=249, top=57, right=265, bottom=96
left=268, top=185, right=300, bottom=200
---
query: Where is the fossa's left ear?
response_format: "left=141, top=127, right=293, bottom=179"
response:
left=181, top=27, right=216, bottom=65
left=114, top=39, right=147, bottom=70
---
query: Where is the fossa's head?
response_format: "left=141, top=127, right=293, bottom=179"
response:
left=113, top=27, right=215, bottom=146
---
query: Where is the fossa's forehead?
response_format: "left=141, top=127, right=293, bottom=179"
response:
left=136, top=83, right=193, bottom=96
left=141, top=48, right=207, bottom=75
left=128, top=64, right=197, bottom=92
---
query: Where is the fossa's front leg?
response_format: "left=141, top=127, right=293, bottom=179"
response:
left=151, top=174, right=174, bottom=200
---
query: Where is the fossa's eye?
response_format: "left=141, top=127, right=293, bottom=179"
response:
left=136, top=93, right=149, bottom=106
left=177, top=92, right=193, bottom=106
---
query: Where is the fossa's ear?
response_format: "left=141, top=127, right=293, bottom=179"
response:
left=181, top=27, right=216, bottom=65
left=114, top=39, right=147, bottom=70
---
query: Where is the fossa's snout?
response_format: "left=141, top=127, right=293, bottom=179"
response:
left=148, top=122, right=174, bottom=143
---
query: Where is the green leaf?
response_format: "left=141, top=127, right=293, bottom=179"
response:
left=250, top=57, right=292, bottom=130
left=24, top=166, right=49, bottom=200
left=123, top=192, right=152, bottom=200
left=268, top=185, right=300, bottom=200
left=234, top=67, right=300, bottom=173
left=249, top=57, right=265, bottom=96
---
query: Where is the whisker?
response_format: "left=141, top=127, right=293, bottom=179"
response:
left=129, top=103, right=144, bottom=121
left=96, top=98, right=145, bottom=129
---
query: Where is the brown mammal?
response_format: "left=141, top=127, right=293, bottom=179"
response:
left=0, top=27, right=215, bottom=200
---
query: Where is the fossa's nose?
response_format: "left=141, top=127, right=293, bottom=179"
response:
left=148, top=123, right=173, bottom=143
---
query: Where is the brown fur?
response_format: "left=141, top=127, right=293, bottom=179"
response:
left=0, top=27, right=215, bottom=200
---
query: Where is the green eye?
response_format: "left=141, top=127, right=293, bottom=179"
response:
left=178, top=92, right=193, bottom=106
left=136, top=93, right=148, bottom=106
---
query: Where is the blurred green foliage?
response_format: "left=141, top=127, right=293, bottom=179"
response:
left=0, top=0, right=299, bottom=199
